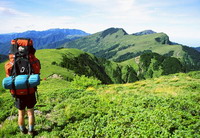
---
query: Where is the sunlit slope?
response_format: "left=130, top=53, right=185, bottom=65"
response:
left=35, top=48, right=83, bottom=80
left=0, top=48, right=186, bottom=90
left=62, top=28, right=200, bottom=70
left=0, top=71, right=199, bottom=137
left=0, top=48, right=80, bottom=90
left=0, top=48, right=138, bottom=88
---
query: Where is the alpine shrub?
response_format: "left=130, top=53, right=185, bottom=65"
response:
left=70, top=75, right=101, bottom=89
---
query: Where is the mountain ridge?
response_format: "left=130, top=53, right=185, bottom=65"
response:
left=132, top=30, right=157, bottom=36
left=62, top=27, right=200, bottom=71
left=0, top=28, right=89, bottom=55
left=0, top=28, right=199, bottom=137
left=0, top=48, right=185, bottom=90
left=195, top=47, right=200, bottom=52
left=1, top=27, right=200, bottom=73
left=0, top=54, right=7, bottom=63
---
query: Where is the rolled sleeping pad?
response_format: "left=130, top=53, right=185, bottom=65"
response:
left=2, top=74, right=40, bottom=89
left=29, top=74, right=40, bottom=88
left=2, top=76, right=14, bottom=89
left=15, top=75, right=29, bottom=89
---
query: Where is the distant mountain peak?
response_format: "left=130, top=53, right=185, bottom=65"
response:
left=195, top=47, right=200, bottom=52
left=133, top=30, right=157, bottom=36
left=0, top=28, right=90, bottom=55
left=0, top=54, right=8, bottom=62
left=100, top=27, right=128, bottom=38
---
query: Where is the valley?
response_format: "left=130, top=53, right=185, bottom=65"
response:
left=0, top=28, right=200, bottom=137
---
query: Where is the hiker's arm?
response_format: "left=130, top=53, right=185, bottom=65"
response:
left=5, top=61, right=12, bottom=77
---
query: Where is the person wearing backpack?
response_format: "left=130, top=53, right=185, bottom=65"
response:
left=3, top=38, right=41, bottom=135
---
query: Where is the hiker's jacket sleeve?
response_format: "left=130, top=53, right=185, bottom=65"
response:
left=5, top=54, right=14, bottom=77
left=5, top=61, right=13, bottom=77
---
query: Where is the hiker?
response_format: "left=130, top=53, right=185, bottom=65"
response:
left=3, top=38, right=41, bottom=135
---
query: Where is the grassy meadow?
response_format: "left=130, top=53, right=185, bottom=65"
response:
left=0, top=71, right=200, bottom=137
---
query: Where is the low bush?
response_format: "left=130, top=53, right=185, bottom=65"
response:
left=0, top=72, right=199, bottom=137
left=70, top=75, right=101, bottom=89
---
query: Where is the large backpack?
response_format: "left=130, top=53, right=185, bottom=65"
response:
left=4, top=38, right=41, bottom=95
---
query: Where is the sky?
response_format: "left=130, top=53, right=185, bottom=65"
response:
left=0, top=0, right=200, bottom=47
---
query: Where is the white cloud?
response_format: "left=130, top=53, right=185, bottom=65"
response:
left=0, top=14, right=77, bottom=33
left=71, top=0, right=137, bottom=13
left=71, top=0, right=154, bottom=25
left=0, top=0, right=199, bottom=46
left=0, top=6, right=30, bottom=17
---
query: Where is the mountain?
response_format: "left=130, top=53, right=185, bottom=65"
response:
left=0, top=54, right=7, bottom=63
left=195, top=47, right=200, bottom=52
left=0, top=28, right=89, bottom=55
left=62, top=27, right=200, bottom=71
left=0, top=48, right=185, bottom=91
left=132, top=30, right=157, bottom=36
left=1, top=28, right=199, bottom=137
left=33, top=48, right=139, bottom=84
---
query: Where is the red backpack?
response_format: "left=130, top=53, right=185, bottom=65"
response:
left=4, top=38, right=41, bottom=95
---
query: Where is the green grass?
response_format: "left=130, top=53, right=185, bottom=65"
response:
left=63, top=28, right=200, bottom=71
left=0, top=61, right=6, bottom=90
left=119, top=58, right=139, bottom=72
left=36, top=48, right=139, bottom=84
left=0, top=48, right=76, bottom=89
left=0, top=48, right=137, bottom=91
left=0, top=71, right=200, bottom=137
left=35, top=48, right=84, bottom=80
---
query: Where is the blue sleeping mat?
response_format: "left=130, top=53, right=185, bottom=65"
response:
left=2, top=74, right=40, bottom=89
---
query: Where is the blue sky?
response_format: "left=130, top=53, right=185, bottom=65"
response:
left=0, top=0, right=199, bottom=47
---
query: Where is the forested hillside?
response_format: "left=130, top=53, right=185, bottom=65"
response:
left=62, top=28, right=200, bottom=71
left=0, top=48, right=185, bottom=91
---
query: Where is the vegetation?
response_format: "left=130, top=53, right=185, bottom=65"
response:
left=0, top=71, right=200, bottom=137
left=114, top=50, right=152, bottom=62
left=0, top=48, right=187, bottom=90
left=182, top=46, right=200, bottom=71
left=1, top=27, right=200, bottom=137
left=138, top=53, right=184, bottom=79
left=62, top=27, right=200, bottom=71
left=60, top=52, right=112, bottom=84
left=0, top=46, right=199, bottom=137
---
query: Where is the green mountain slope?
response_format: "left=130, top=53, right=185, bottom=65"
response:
left=0, top=48, right=138, bottom=89
left=62, top=27, right=200, bottom=71
left=0, top=71, right=200, bottom=137
left=0, top=48, right=199, bottom=137
left=36, top=48, right=138, bottom=84
left=137, top=53, right=184, bottom=79
left=1, top=48, right=185, bottom=92
left=35, top=48, right=185, bottom=83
